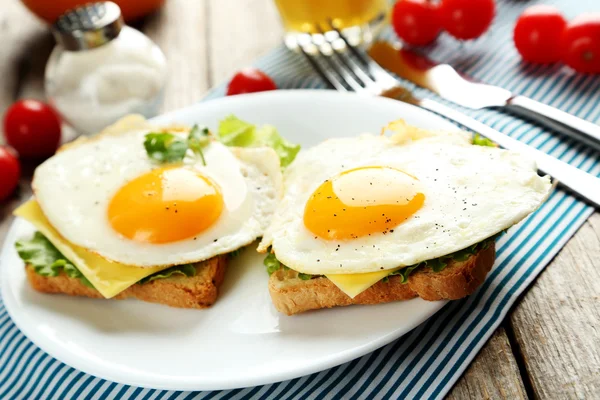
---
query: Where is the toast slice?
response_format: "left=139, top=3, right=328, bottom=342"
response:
left=268, top=243, right=495, bottom=315
left=25, top=255, right=227, bottom=309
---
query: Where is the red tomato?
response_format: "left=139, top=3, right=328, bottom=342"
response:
left=0, top=146, right=20, bottom=201
left=561, top=13, right=600, bottom=74
left=391, top=0, right=442, bottom=46
left=3, top=99, right=61, bottom=159
left=514, top=5, right=567, bottom=64
left=226, top=68, right=277, bottom=96
left=438, top=0, right=496, bottom=40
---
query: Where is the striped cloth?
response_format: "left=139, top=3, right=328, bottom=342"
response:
left=1, top=0, right=599, bottom=398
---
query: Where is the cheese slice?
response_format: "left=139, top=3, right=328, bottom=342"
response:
left=325, top=268, right=401, bottom=299
left=14, top=200, right=166, bottom=298
left=15, top=199, right=399, bottom=300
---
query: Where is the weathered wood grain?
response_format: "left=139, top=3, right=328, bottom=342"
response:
left=207, top=0, right=283, bottom=84
left=447, top=326, right=528, bottom=400
left=0, top=1, right=43, bottom=239
left=0, top=2, right=48, bottom=131
left=510, top=213, right=600, bottom=399
left=142, top=0, right=209, bottom=112
left=0, top=1, right=528, bottom=398
left=1, top=1, right=599, bottom=398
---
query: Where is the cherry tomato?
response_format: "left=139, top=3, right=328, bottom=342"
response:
left=561, top=13, right=600, bottom=74
left=438, top=0, right=495, bottom=40
left=391, top=0, right=442, bottom=46
left=3, top=99, right=61, bottom=159
left=226, top=68, right=277, bottom=96
left=514, top=5, right=567, bottom=64
left=0, top=146, right=20, bottom=201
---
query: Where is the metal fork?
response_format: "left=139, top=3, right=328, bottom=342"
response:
left=297, top=23, right=600, bottom=209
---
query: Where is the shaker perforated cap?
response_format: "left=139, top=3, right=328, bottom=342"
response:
left=51, top=2, right=124, bottom=51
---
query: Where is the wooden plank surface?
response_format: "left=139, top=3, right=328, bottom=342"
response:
left=510, top=213, right=600, bottom=399
left=447, top=326, right=527, bottom=400
left=0, top=3, right=48, bottom=123
left=0, top=1, right=44, bottom=239
left=0, top=0, right=599, bottom=397
left=143, top=0, right=209, bottom=111
left=207, top=0, right=283, bottom=84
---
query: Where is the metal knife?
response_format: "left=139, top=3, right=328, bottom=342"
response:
left=369, top=41, right=600, bottom=153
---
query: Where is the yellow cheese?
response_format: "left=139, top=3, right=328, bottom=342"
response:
left=325, top=268, right=400, bottom=299
left=15, top=199, right=399, bottom=300
left=14, top=200, right=166, bottom=298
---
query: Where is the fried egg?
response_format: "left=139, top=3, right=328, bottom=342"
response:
left=258, top=128, right=551, bottom=274
left=33, top=126, right=282, bottom=267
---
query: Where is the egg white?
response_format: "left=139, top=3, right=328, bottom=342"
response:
left=33, top=128, right=282, bottom=267
left=259, top=131, right=552, bottom=274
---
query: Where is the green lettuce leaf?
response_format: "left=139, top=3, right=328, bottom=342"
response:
left=15, top=232, right=93, bottom=288
left=228, top=248, right=242, bottom=259
left=388, top=234, right=502, bottom=282
left=263, top=251, right=313, bottom=279
left=426, top=258, right=448, bottom=273
left=472, top=133, right=496, bottom=147
left=389, top=263, right=422, bottom=283
left=449, top=243, right=478, bottom=262
left=139, top=264, right=196, bottom=284
left=16, top=232, right=204, bottom=288
left=217, top=116, right=256, bottom=147
left=263, top=234, right=501, bottom=286
left=62, top=261, right=92, bottom=287
left=218, top=115, right=301, bottom=168
left=264, top=252, right=281, bottom=275
left=144, top=117, right=300, bottom=168
left=253, top=125, right=301, bottom=168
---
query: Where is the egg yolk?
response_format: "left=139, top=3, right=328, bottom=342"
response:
left=303, top=166, right=424, bottom=240
left=108, top=167, right=223, bottom=244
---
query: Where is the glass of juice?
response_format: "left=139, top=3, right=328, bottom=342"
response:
left=274, top=0, right=389, bottom=50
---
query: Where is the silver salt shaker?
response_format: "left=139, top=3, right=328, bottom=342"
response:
left=45, top=2, right=167, bottom=135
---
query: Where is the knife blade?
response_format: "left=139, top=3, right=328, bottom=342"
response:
left=369, top=41, right=600, bottom=153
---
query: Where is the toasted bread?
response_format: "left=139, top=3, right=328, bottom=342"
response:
left=25, top=255, right=227, bottom=309
left=268, top=243, right=495, bottom=315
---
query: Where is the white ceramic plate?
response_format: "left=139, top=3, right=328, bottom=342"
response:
left=1, top=90, right=458, bottom=391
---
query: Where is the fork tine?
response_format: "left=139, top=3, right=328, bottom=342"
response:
left=312, top=39, right=365, bottom=92
left=325, top=19, right=373, bottom=68
left=301, top=20, right=398, bottom=95
left=325, top=19, right=398, bottom=86
left=316, top=25, right=375, bottom=91
left=326, top=43, right=377, bottom=91
left=298, top=43, right=348, bottom=92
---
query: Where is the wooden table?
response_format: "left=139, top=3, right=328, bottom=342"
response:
left=1, top=1, right=599, bottom=397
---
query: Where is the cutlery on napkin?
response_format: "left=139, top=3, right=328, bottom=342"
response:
left=297, top=26, right=600, bottom=209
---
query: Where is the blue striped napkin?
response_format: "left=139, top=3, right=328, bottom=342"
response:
left=1, top=0, right=599, bottom=398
